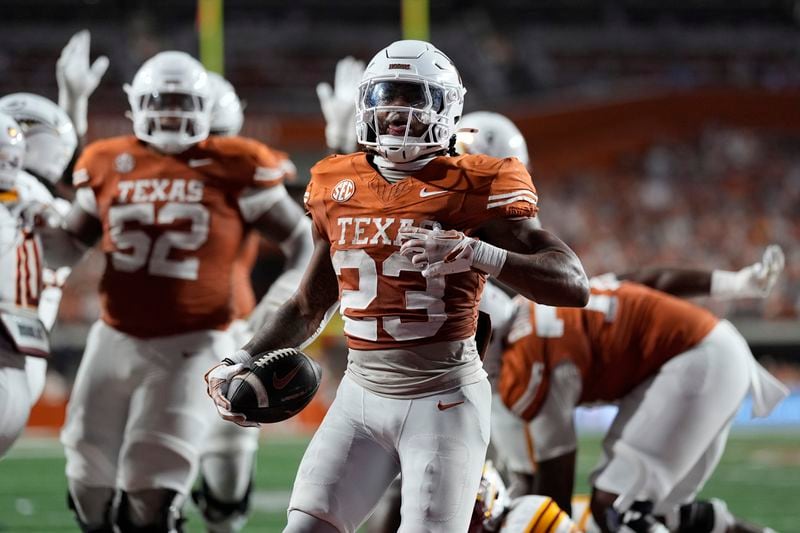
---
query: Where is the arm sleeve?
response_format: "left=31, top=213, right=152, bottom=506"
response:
left=71, top=146, right=100, bottom=219
left=485, top=158, right=539, bottom=219
left=236, top=141, right=295, bottom=222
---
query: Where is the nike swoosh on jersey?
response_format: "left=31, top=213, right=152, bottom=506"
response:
left=419, top=188, right=449, bottom=198
left=272, top=363, right=304, bottom=390
left=188, top=158, right=214, bottom=168
left=437, top=400, right=465, bottom=411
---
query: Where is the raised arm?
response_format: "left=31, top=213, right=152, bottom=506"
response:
left=619, top=244, right=784, bottom=299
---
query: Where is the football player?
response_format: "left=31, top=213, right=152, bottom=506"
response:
left=0, top=112, right=57, bottom=458
left=457, top=111, right=530, bottom=169
left=470, top=461, right=579, bottom=533
left=206, top=39, right=589, bottom=533
left=192, top=71, right=312, bottom=533
left=38, top=51, right=308, bottom=532
left=497, top=259, right=788, bottom=533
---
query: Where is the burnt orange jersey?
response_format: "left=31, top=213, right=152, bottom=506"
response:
left=304, top=152, right=538, bottom=350
left=74, top=135, right=290, bottom=338
left=500, top=277, right=719, bottom=420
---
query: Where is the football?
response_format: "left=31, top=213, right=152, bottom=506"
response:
left=226, top=348, right=322, bottom=424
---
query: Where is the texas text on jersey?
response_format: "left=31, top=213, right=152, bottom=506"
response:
left=73, top=134, right=292, bottom=338
left=304, top=151, right=538, bottom=351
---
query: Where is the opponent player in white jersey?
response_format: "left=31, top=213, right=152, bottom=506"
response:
left=38, top=51, right=310, bottom=532
left=191, top=71, right=313, bottom=533
left=206, top=39, right=589, bottom=533
left=0, top=113, right=58, bottom=457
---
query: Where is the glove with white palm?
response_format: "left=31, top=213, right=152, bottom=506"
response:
left=204, top=351, right=260, bottom=427
left=398, top=226, right=507, bottom=278
left=711, top=244, right=785, bottom=299
left=316, top=56, right=364, bottom=153
left=56, top=30, right=109, bottom=137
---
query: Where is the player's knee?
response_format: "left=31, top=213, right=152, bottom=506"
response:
left=192, top=475, right=252, bottom=533
left=283, top=509, right=341, bottom=533
left=113, top=489, right=184, bottom=532
left=67, top=482, right=114, bottom=533
left=677, top=499, right=733, bottom=533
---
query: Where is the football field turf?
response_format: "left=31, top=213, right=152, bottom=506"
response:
left=1, top=430, right=798, bottom=532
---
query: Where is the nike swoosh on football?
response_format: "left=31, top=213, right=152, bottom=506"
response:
left=437, top=400, right=465, bottom=411
left=419, top=188, right=449, bottom=198
left=188, top=158, right=214, bottom=168
left=272, top=363, right=304, bottom=390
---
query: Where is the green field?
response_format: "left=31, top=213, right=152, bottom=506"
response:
left=1, top=430, right=798, bottom=532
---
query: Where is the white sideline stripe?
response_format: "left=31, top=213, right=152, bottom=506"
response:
left=251, top=490, right=292, bottom=513
left=488, top=190, right=538, bottom=201
left=487, top=194, right=538, bottom=209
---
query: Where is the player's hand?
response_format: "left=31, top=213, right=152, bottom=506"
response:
left=56, top=29, right=109, bottom=137
left=742, top=244, right=785, bottom=297
left=204, top=362, right=260, bottom=427
left=19, top=201, right=62, bottom=233
left=398, top=226, right=476, bottom=278
left=316, top=56, right=364, bottom=153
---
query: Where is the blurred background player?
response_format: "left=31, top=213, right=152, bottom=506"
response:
left=497, top=257, right=787, bottom=533
left=207, top=39, right=589, bottom=533
left=0, top=113, right=54, bottom=458
left=36, top=50, right=308, bottom=532
left=191, top=70, right=313, bottom=533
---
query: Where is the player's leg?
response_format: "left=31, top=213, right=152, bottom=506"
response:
left=24, top=354, right=47, bottom=405
left=193, top=417, right=259, bottom=533
left=397, top=378, right=492, bottom=533
left=193, top=318, right=261, bottom=533
left=364, top=475, right=402, bottom=533
left=61, top=321, right=136, bottom=531
left=588, top=321, right=753, bottom=532
left=285, top=375, right=403, bottom=533
left=0, top=354, right=32, bottom=458
left=489, top=392, right=536, bottom=497
left=115, top=329, right=235, bottom=530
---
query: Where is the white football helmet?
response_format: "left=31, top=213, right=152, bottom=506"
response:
left=208, top=72, right=244, bottom=136
left=0, top=113, right=26, bottom=191
left=0, top=93, right=78, bottom=184
left=356, top=40, right=466, bottom=163
left=124, top=51, right=212, bottom=154
left=457, top=111, right=529, bottom=167
left=471, top=461, right=512, bottom=532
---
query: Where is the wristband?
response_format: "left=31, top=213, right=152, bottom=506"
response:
left=709, top=269, right=742, bottom=298
left=226, top=349, right=252, bottom=366
left=472, top=240, right=508, bottom=277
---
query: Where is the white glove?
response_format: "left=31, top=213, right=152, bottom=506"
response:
left=316, top=56, right=364, bottom=153
left=56, top=29, right=109, bottom=137
left=204, top=360, right=260, bottom=427
left=398, top=226, right=507, bottom=278
left=710, top=244, right=785, bottom=299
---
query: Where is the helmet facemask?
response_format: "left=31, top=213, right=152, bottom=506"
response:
left=357, top=78, right=459, bottom=163
left=128, top=90, right=210, bottom=154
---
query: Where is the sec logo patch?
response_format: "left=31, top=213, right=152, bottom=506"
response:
left=331, top=179, right=355, bottom=202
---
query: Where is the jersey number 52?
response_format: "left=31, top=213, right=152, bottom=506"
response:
left=108, top=202, right=209, bottom=281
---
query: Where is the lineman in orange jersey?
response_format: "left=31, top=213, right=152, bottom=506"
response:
left=40, top=51, right=310, bottom=532
left=498, top=274, right=788, bottom=533
left=206, top=40, right=589, bottom=533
